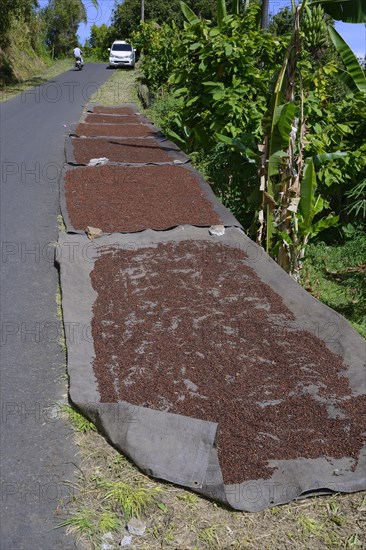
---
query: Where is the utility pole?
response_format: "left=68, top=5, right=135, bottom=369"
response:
left=141, top=0, right=145, bottom=21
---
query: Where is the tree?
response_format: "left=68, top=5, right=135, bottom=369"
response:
left=0, top=0, right=39, bottom=45
left=87, top=23, right=113, bottom=60
left=269, top=6, right=294, bottom=36
left=43, top=0, right=87, bottom=57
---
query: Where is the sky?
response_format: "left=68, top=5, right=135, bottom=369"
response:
left=39, top=0, right=365, bottom=58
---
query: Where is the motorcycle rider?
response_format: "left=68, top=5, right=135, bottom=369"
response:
left=73, top=46, right=83, bottom=64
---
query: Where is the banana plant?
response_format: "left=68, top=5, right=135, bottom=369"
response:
left=258, top=1, right=305, bottom=272
left=258, top=0, right=365, bottom=276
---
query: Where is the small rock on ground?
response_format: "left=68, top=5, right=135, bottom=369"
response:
left=127, top=517, right=146, bottom=536
left=120, top=535, right=133, bottom=547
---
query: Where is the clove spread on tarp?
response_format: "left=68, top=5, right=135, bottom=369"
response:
left=90, top=240, right=365, bottom=485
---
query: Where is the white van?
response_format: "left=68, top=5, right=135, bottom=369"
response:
left=108, top=41, right=136, bottom=69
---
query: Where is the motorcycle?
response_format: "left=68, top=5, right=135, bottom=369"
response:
left=75, top=57, right=84, bottom=71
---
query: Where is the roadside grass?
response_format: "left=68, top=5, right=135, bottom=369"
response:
left=89, top=64, right=141, bottom=107
left=60, top=404, right=97, bottom=434
left=0, top=59, right=73, bottom=103
left=57, top=71, right=366, bottom=549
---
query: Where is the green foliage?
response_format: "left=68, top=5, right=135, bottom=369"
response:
left=98, top=510, right=120, bottom=533
left=145, top=91, right=184, bottom=137
left=137, top=0, right=365, bottom=282
left=0, top=0, right=47, bottom=81
left=269, top=6, right=294, bottom=37
left=301, top=232, right=366, bottom=337
left=42, top=0, right=86, bottom=57
left=305, top=91, right=366, bottom=224
left=0, top=13, right=49, bottom=85
left=170, top=4, right=287, bottom=149
left=87, top=23, right=112, bottom=61
left=112, top=0, right=143, bottom=38
left=58, top=507, right=120, bottom=539
left=58, top=509, right=95, bottom=537
left=0, top=0, right=38, bottom=46
left=216, top=0, right=227, bottom=28
left=257, top=0, right=366, bottom=274
left=180, top=1, right=200, bottom=25
left=132, top=21, right=179, bottom=92
left=112, top=0, right=232, bottom=39
left=192, top=142, right=259, bottom=231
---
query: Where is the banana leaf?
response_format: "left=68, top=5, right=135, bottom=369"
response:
left=311, top=0, right=366, bottom=23
left=216, top=133, right=260, bottom=163
left=308, top=214, right=339, bottom=236
left=166, top=129, right=188, bottom=149
left=268, top=149, right=289, bottom=177
left=299, top=158, right=317, bottom=227
left=278, top=102, right=296, bottom=143
left=180, top=1, right=200, bottom=25
left=327, top=26, right=366, bottom=93
left=312, top=151, right=348, bottom=164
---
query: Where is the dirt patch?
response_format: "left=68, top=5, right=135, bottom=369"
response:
left=72, top=138, right=173, bottom=164
left=92, top=106, right=136, bottom=115
left=75, top=123, right=158, bottom=138
left=84, top=114, right=146, bottom=124
left=90, top=240, right=365, bottom=484
left=65, top=165, right=221, bottom=232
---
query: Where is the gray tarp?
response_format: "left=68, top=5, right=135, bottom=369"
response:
left=57, top=227, right=365, bottom=512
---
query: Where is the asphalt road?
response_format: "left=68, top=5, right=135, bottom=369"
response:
left=0, top=63, right=112, bottom=549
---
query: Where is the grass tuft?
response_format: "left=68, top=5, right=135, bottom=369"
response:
left=57, top=214, right=66, bottom=232
left=58, top=509, right=95, bottom=538
left=198, top=525, right=221, bottom=549
left=61, top=404, right=97, bottom=434
left=97, top=510, right=120, bottom=533
left=298, top=514, right=324, bottom=535
left=97, top=479, right=161, bottom=520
